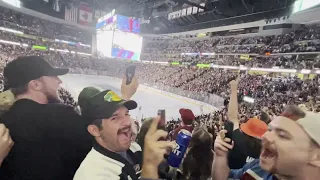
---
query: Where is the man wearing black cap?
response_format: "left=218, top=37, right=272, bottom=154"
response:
left=74, top=88, right=143, bottom=180
left=0, top=56, right=92, bottom=179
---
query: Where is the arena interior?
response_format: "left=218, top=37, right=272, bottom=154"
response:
left=0, top=0, right=319, bottom=180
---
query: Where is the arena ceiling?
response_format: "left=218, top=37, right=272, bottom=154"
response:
left=20, top=0, right=296, bottom=22
left=79, top=0, right=297, bottom=32
left=143, top=0, right=297, bottom=33
left=59, top=0, right=207, bottom=17
left=168, top=0, right=296, bottom=25
left=18, top=0, right=297, bottom=34
left=87, top=0, right=296, bottom=18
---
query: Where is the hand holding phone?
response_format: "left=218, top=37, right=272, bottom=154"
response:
left=157, top=109, right=166, bottom=127
left=125, top=65, right=136, bottom=85
left=121, top=65, right=138, bottom=100
left=223, top=120, right=234, bottom=145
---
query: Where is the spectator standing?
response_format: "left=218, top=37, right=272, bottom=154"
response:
left=228, top=118, right=267, bottom=168
left=227, top=78, right=267, bottom=169
left=173, top=109, right=195, bottom=139
left=73, top=89, right=142, bottom=180
left=212, top=106, right=320, bottom=180
left=0, top=56, right=92, bottom=180
left=169, top=127, right=213, bottom=180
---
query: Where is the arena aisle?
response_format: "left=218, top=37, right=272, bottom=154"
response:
left=60, top=74, right=217, bottom=120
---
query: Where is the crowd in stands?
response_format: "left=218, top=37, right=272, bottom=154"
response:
left=141, top=24, right=320, bottom=66
left=0, top=41, right=319, bottom=122
left=0, top=4, right=318, bottom=180
left=0, top=7, right=91, bottom=54
left=0, top=6, right=91, bottom=43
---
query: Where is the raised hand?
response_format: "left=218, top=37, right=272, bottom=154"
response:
left=0, top=124, right=14, bottom=166
left=121, top=75, right=139, bottom=100
left=215, top=130, right=233, bottom=157
left=141, top=116, right=174, bottom=179
left=230, top=76, right=240, bottom=88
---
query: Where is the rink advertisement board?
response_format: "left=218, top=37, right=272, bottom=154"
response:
left=96, top=14, right=142, bottom=60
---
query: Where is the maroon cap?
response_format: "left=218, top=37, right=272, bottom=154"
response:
left=179, top=108, right=195, bottom=125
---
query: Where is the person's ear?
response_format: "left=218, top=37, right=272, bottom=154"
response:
left=87, top=125, right=101, bottom=137
left=309, top=148, right=320, bottom=167
left=29, top=80, right=42, bottom=91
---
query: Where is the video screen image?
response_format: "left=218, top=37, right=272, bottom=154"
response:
left=111, top=47, right=140, bottom=60
left=96, top=16, right=116, bottom=29
left=96, top=30, right=114, bottom=57
left=111, top=30, right=143, bottom=60
left=116, top=15, right=140, bottom=33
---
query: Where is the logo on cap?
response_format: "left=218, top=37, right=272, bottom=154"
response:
left=104, top=91, right=122, bottom=102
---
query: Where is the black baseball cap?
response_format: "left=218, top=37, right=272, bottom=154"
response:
left=81, top=89, right=137, bottom=120
left=3, top=56, right=69, bottom=88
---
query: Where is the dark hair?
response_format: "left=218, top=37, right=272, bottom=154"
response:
left=181, top=128, right=213, bottom=180
left=134, top=121, right=140, bottom=132
left=136, top=118, right=153, bottom=151
left=241, top=130, right=262, bottom=154
left=136, top=118, right=165, bottom=152
left=10, top=84, right=28, bottom=97
left=281, top=105, right=306, bottom=120
left=92, top=119, right=103, bottom=130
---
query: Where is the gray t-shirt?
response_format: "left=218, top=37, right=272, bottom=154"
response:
left=117, top=151, right=134, bottom=165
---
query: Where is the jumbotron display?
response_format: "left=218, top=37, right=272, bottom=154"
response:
left=96, top=10, right=142, bottom=61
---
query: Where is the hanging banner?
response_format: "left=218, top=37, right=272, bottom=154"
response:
left=79, top=2, right=93, bottom=26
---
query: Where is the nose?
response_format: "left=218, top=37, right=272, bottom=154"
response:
left=122, top=116, right=132, bottom=128
left=56, top=77, right=62, bottom=84
left=261, top=130, right=275, bottom=144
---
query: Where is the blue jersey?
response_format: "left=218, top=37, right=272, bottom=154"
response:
left=229, top=159, right=277, bottom=180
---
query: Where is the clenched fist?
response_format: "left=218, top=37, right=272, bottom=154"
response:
left=229, top=76, right=240, bottom=89
left=0, top=124, right=14, bottom=166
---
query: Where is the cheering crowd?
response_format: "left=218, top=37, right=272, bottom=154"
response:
left=0, top=56, right=319, bottom=180
left=0, top=5, right=318, bottom=180
left=0, top=41, right=320, bottom=121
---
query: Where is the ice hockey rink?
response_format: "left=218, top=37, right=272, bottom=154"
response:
left=60, top=74, right=217, bottom=120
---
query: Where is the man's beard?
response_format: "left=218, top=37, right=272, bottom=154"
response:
left=46, top=91, right=61, bottom=104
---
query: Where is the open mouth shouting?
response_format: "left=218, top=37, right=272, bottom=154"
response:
left=260, top=145, right=278, bottom=162
left=118, top=127, right=132, bottom=143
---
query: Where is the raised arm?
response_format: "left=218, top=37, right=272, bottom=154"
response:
left=227, top=78, right=240, bottom=130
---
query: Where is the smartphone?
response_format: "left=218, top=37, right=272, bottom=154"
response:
left=157, top=109, right=166, bottom=127
left=224, top=120, right=234, bottom=144
left=125, top=65, right=136, bottom=85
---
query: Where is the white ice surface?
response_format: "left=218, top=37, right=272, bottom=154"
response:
left=60, top=74, right=217, bottom=120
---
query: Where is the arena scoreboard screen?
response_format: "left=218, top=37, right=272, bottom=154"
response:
left=96, top=12, right=142, bottom=61
left=293, top=0, right=320, bottom=13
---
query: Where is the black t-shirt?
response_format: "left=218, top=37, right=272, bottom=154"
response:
left=0, top=99, right=92, bottom=180
left=228, top=129, right=261, bottom=169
